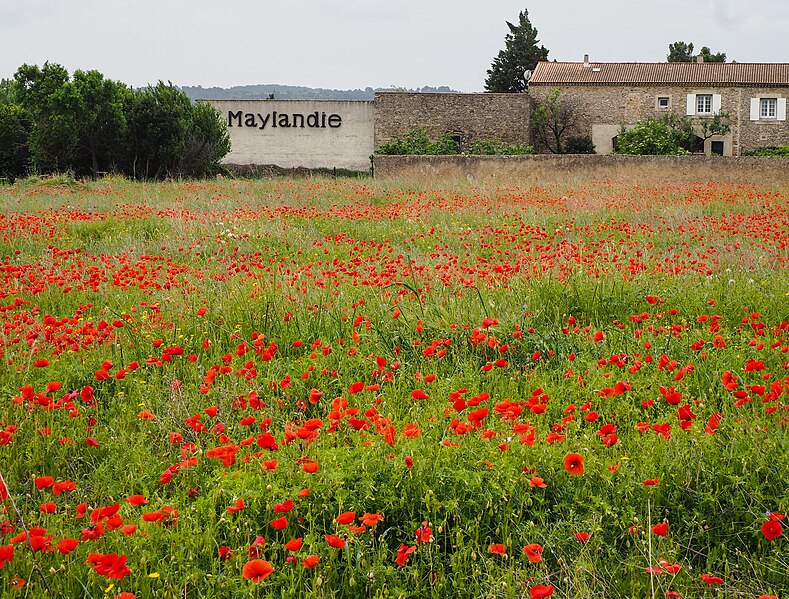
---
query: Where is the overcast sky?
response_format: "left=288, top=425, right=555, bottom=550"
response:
left=1, top=0, right=787, bottom=91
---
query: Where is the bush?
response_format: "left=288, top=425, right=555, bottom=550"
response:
left=375, top=129, right=458, bottom=155
left=468, top=139, right=534, bottom=155
left=614, top=117, right=692, bottom=156
left=376, top=130, right=533, bottom=156
left=742, top=146, right=789, bottom=157
left=563, top=134, right=595, bottom=154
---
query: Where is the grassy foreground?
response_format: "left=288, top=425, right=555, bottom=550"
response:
left=0, top=176, right=787, bottom=598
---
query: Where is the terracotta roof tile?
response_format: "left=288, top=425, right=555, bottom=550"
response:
left=529, top=62, right=789, bottom=87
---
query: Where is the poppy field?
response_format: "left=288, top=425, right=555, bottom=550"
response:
left=0, top=176, right=787, bottom=598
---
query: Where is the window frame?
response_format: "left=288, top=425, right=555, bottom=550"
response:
left=696, top=94, right=713, bottom=115
left=657, top=96, right=670, bottom=110
left=760, top=98, right=777, bottom=119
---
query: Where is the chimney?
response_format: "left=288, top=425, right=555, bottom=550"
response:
left=583, top=54, right=590, bottom=68
left=696, top=54, right=704, bottom=63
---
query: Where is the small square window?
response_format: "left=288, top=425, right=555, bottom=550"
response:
left=761, top=98, right=777, bottom=118
left=657, top=96, right=670, bottom=109
left=697, top=94, right=713, bottom=114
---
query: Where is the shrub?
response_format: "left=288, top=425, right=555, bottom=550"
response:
left=468, top=139, right=534, bottom=155
left=614, top=118, right=692, bottom=156
left=742, top=146, right=789, bottom=157
left=563, top=134, right=595, bottom=154
left=375, top=129, right=458, bottom=155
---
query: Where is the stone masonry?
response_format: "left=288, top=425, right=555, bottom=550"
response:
left=374, top=92, right=531, bottom=151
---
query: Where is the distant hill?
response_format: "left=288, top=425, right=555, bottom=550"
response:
left=181, top=84, right=457, bottom=101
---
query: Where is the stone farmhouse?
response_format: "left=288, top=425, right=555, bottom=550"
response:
left=529, top=57, right=789, bottom=156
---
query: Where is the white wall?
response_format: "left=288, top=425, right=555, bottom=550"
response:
left=207, top=100, right=374, bottom=171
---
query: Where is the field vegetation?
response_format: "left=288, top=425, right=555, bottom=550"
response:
left=0, top=177, right=786, bottom=598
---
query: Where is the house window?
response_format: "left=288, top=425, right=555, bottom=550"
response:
left=696, top=94, right=713, bottom=114
left=657, top=96, right=670, bottom=109
left=750, top=97, right=786, bottom=121
left=760, top=98, right=777, bottom=118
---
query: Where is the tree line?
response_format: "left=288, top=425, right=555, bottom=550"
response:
left=0, top=62, right=230, bottom=181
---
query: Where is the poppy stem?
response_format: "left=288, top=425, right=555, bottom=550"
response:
left=0, top=470, right=55, bottom=597
left=647, top=497, right=655, bottom=599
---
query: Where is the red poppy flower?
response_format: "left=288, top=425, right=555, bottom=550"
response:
left=574, top=532, right=590, bottom=542
left=227, top=498, right=245, bottom=514
left=530, top=476, right=547, bottom=488
left=563, top=453, right=585, bottom=475
left=325, top=534, right=346, bottom=549
left=35, top=476, right=54, bottom=490
left=395, top=543, right=416, bottom=566
left=57, top=538, right=79, bottom=555
left=761, top=519, right=782, bottom=541
left=270, top=517, right=288, bottom=530
left=284, top=538, right=303, bottom=551
left=302, top=555, right=320, bottom=568
left=651, top=522, right=668, bottom=537
left=242, top=559, right=274, bottom=582
left=274, top=500, right=294, bottom=513
left=700, top=573, right=723, bottom=584
left=488, top=543, right=506, bottom=555
left=335, top=511, right=356, bottom=525
left=125, top=495, right=148, bottom=507
left=529, top=584, right=554, bottom=598
left=361, top=513, right=384, bottom=527
left=523, top=543, right=543, bottom=563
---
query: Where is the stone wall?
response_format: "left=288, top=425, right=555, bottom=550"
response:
left=207, top=100, right=374, bottom=171
left=374, top=154, right=789, bottom=185
left=374, top=92, right=531, bottom=151
left=529, top=85, right=789, bottom=156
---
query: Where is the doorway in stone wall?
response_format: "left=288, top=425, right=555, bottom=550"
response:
left=711, top=141, right=724, bottom=156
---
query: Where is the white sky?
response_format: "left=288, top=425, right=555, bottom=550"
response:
left=1, top=0, right=787, bottom=91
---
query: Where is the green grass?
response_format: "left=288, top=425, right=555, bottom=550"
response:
left=0, top=177, right=787, bottom=598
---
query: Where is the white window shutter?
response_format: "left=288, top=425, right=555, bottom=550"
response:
left=712, top=94, right=722, bottom=114
left=750, top=98, right=760, bottom=121
left=686, top=94, right=696, bottom=116
left=778, top=98, right=787, bottom=121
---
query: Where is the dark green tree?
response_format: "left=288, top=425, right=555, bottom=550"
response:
left=123, top=82, right=192, bottom=179
left=122, top=82, right=230, bottom=179
left=14, top=62, right=78, bottom=173
left=485, top=9, right=548, bottom=93
left=70, top=70, right=129, bottom=177
left=667, top=41, right=695, bottom=62
left=667, top=41, right=726, bottom=62
left=0, top=79, right=30, bottom=180
left=179, top=101, right=231, bottom=177
left=699, top=46, right=726, bottom=63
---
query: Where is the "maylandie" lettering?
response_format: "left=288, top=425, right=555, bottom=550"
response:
left=228, top=111, right=342, bottom=130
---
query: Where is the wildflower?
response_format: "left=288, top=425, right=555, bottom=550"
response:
left=523, top=543, right=543, bottom=563
left=242, top=559, right=274, bottom=582
left=336, top=511, right=356, bottom=525
left=529, top=584, right=554, bottom=598
left=651, top=522, right=668, bottom=537
left=761, top=519, right=783, bottom=541
left=563, top=453, right=585, bottom=475
left=325, top=534, right=346, bottom=549
left=415, top=522, right=432, bottom=543
left=395, top=544, right=416, bottom=566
